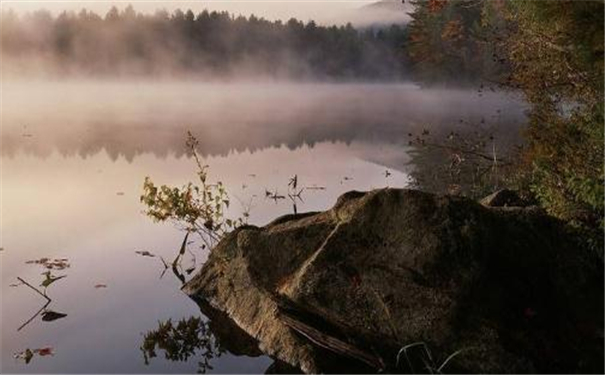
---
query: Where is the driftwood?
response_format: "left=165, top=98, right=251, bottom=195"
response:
left=279, top=310, right=385, bottom=370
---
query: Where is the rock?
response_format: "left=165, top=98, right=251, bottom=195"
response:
left=183, top=189, right=603, bottom=374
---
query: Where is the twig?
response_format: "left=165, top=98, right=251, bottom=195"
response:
left=17, top=277, right=51, bottom=302
left=17, top=300, right=51, bottom=332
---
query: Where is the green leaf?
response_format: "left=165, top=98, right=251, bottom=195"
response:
left=40, top=272, right=66, bottom=288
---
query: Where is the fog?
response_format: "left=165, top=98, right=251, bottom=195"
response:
left=2, top=80, right=527, bottom=165
left=0, top=3, right=525, bottom=168
left=1, top=5, right=408, bottom=80
left=2, top=0, right=411, bottom=27
left=0, top=4, right=533, bottom=374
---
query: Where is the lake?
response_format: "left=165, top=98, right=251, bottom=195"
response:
left=0, top=80, right=526, bottom=373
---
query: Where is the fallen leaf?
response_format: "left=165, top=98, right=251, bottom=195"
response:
left=34, top=347, right=54, bottom=356
left=135, top=250, right=155, bottom=258
left=94, top=284, right=107, bottom=289
left=14, top=348, right=34, bottom=364
left=26, top=257, right=48, bottom=265
left=41, top=310, right=68, bottom=322
left=26, top=258, right=70, bottom=270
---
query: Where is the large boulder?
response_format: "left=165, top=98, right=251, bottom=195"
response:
left=183, top=189, right=603, bottom=373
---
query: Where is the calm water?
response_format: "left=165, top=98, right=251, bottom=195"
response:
left=0, top=81, right=526, bottom=373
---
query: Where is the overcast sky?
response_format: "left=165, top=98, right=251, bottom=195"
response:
left=1, top=0, right=411, bottom=26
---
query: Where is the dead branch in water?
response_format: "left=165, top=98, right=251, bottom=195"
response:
left=16, top=277, right=51, bottom=302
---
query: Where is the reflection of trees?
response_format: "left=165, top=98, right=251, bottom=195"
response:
left=1, top=107, right=525, bottom=167
left=140, top=297, right=273, bottom=372
left=407, top=127, right=519, bottom=198
left=141, top=317, right=225, bottom=373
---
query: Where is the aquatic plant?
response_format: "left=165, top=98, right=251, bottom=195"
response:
left=12, top=258, right=71, bottom=331
left=141, top=132, right=244, bottom=250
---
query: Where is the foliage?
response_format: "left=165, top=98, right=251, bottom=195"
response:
left=405, top=0, right=507, bottom=84
left=141, top=317, right=223, bottom=373
left=407, top=0, right=604, bottom=254
left=1, top=7, right=407, bottom=79
left=40, top=271, right=67, bottom=288
left=141, top=132, right=241, bottom=249
left=501, top=1, right=604, bottom=253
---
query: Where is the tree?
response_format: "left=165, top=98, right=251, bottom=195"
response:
left=405, top=0, right=505, bottom=84
left=1, top=6, right=408, bottom=79
left=502, top=1, right=604, bottom=251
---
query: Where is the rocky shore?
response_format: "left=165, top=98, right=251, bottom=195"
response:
left=183, top=189, right=603, bottom=373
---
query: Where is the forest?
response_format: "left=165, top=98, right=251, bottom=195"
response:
left=404, top=0, right=604, bottom=254
left=1, top=6, right=407, bottom=79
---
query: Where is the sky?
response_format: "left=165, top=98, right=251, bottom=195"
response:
left=0, top=0, right=412, bottom=26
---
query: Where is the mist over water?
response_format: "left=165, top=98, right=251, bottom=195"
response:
left=1, top=3, right=529, bottom=373
left=2, top=80, right=526, bottom=162
left=1, top=79, right=527, bottom=374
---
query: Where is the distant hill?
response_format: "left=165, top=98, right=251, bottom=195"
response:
left=321, top=0, right=412, bottom=28
left=357, top=0, right=414, bottom=26
left=362, top=0, right=414, bottom=11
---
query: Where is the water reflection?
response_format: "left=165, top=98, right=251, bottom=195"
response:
left=2, top=81, right=526, bottom=164
left=13, top=258, right=71, bottom=332
left=141, top=317, right=225, bottom=373
left=3, top=141, right=410, bottom=372
left=139, top=299, right=298, bottom=374
left=1, top=81, right=527, bottom=373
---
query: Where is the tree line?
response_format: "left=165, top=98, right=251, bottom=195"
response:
left=1, top=6, right=407, bottom=79
left=406, top=0, right=604, bottom=254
